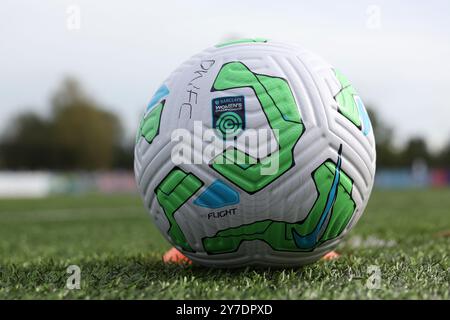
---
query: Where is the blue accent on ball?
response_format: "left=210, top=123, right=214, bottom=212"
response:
left=147, top=84, right=169, bottom=112
left=292, top=145, right=343, bottom=250
left=194, top=180, right=240, bottom=209
left=354, top=95, right=372, bottom=136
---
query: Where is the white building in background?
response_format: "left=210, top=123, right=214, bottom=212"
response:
left=0, top=172, right=53, bottom=198
left=0, top=171, right=137, bottom=198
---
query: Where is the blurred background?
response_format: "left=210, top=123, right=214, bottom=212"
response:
left=1, top=1, right=449, bottom=299
left=0, top=0, right=449, bottom=196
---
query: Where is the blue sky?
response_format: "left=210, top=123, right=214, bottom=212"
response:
left=1, top=0, right=449, bottom=150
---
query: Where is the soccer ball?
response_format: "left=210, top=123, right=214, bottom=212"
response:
left=134, top=39, right=376, bottom=267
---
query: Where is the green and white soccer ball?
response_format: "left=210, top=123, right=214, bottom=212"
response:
left=134, top=39, right=376, bottom=267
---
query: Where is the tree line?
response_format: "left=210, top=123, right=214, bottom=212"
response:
left=0, top=78, right=132, bottom=170
left=0, top=78, right=448, bottom=170
left=368, top=109, right=449, bottom=168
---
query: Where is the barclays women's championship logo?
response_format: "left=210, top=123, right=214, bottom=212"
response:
left=212, top=96, right=245, bottom=138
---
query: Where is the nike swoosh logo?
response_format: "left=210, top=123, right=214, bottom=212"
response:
left=292, top=144, right=343, bottom=250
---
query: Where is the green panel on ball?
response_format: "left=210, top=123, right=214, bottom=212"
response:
left=139, top=101, right=165, bottom=144
left=211, top=61, right=305, bottom=194
left=334, top=70, right=362, bottom=129
left=156, top=167, right=203, bottom=252
left=202, top=149, right=356, bottom=254
left=215, top=38, right=268, bottom=48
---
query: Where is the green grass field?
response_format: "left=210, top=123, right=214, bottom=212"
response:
left=0, top=189, right=448, bottom=299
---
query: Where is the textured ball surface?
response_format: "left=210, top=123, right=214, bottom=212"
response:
left=134, top=39, right=376, bottom=267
